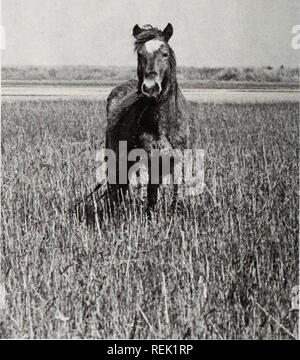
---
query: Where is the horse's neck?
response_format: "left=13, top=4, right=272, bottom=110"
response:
left=138, top=80, right=189, bottom=147
left=156, top=82, right=181, bottom=128
left=155, top=82, right=190, bottom=148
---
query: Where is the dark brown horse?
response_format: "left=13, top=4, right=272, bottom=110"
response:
left=105, top=23, right=193, bottom=215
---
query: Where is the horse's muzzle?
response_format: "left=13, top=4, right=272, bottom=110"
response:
left=141, top=79, right=161, bottom=98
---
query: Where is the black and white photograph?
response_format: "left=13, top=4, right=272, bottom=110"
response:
left=0, top=0, right=299, bottom=342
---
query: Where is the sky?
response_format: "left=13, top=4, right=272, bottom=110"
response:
left=1, top=0, right=300, bottom=67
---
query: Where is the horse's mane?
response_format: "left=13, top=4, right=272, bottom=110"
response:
left=133, top=25, right=165, bottom=52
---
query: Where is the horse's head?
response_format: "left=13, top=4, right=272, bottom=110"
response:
left=133, top=23, right=176, bottom=99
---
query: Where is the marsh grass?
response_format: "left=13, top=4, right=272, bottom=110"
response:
left=1, top=98, right=298, bottom=339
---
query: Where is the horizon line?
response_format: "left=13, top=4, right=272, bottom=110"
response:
left=2, top=64, right=298, bottom=69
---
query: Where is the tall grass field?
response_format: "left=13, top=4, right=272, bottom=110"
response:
left=1, top=97, right=299, bottom=339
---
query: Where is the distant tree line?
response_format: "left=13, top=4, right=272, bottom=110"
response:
left=2, top=65, right=299, bottom=83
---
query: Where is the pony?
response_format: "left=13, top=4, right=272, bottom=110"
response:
left=105, top=23, right=192, bottom=216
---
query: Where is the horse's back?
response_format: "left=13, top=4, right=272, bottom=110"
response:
left=106, top=79, right=139, bottom=130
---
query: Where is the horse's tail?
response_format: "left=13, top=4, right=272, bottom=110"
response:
left=71, top=181, right=108, bottom=226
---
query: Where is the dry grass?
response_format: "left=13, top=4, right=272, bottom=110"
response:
left=1, top=98, right=299, bottom=339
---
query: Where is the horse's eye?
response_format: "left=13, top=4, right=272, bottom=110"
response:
left=163, top=53, right=168, bottom=58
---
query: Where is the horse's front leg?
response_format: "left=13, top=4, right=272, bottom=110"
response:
left=147, top=183, right=159, bottom=217
left=146, top=153, right=159, bottom=216
left=171, top=184, right=179, bottom=212
left=170, top=155, right=179, bottom=212
left=107, top=153, right=130, bottom=216
left=170, top=149, right=184, bottom=213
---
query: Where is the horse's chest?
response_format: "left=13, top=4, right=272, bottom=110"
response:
left=139, top=131, right=173, bottom=154
left=138, top=109, right=173, bottom=152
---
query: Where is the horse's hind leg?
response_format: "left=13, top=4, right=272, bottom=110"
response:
left=107, top=183, right=129, bottom=216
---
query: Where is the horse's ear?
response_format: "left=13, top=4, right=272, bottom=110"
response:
left=162, top=23, right=173, bottom=42
left=133, top=24, right=143, bottom=38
